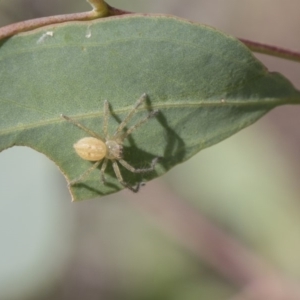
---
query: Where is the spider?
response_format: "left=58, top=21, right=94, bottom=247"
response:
left=61, top=93, right=159, bottom=192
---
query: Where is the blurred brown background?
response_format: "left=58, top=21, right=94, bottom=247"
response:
left=1, top=1, right=300, bottom=299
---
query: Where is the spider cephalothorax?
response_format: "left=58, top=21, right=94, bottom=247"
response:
left=61, top=93, right=159, bottom=192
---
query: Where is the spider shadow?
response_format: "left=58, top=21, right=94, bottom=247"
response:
left=109, top=96, right=186, bottom=179
left=152, top=108, right=186, bottom=172
left=72, top=176, right=120, bottom=196
left=144, top=96, right=187, bottom=173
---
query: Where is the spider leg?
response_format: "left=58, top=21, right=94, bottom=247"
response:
left=119, top=157, right=159, bottom=173
left=61, top=114, right=103, bottom=139
left=69, top=160, right=101, bottom=186
left=113, top=93, right=147, bottom=136
left=112, top=160, right=141, bottom=193
left=117, top=109, right=159, bottom=142
left=100, top=158, right=108, bottom=184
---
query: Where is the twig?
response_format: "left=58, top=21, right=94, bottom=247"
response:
left=240, top=38, right=300, bottom=64
left=1, top=1, right=299, bottom=64
left=0, top=0, right=109, bottom=40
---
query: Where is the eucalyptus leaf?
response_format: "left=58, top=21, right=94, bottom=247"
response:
left=1, top=15, right=299, bottom=201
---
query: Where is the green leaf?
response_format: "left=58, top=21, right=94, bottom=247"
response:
left=1, top=15, right=300, bottom=201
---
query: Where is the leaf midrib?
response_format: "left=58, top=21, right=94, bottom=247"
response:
left=0, top=98, right=285, bottom=136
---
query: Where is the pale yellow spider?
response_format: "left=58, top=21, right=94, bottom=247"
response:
left=61, top=93, right=159, bottom=192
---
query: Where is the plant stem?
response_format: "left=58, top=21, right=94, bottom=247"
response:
left=1, top=1, right=300, bottom=65
left=0, top=0, right=109, bottom=40
left=104, top=5, right=300, bottom=64
left=240, top=38, right=300, bottom=63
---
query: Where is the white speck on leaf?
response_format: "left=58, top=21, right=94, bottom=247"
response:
left=37, top=31, right=54, bottom=44
left=85, top=26, right=92, bottom=38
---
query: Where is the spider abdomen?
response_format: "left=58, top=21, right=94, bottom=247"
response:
left=74, top=137, right=107, bottom=161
